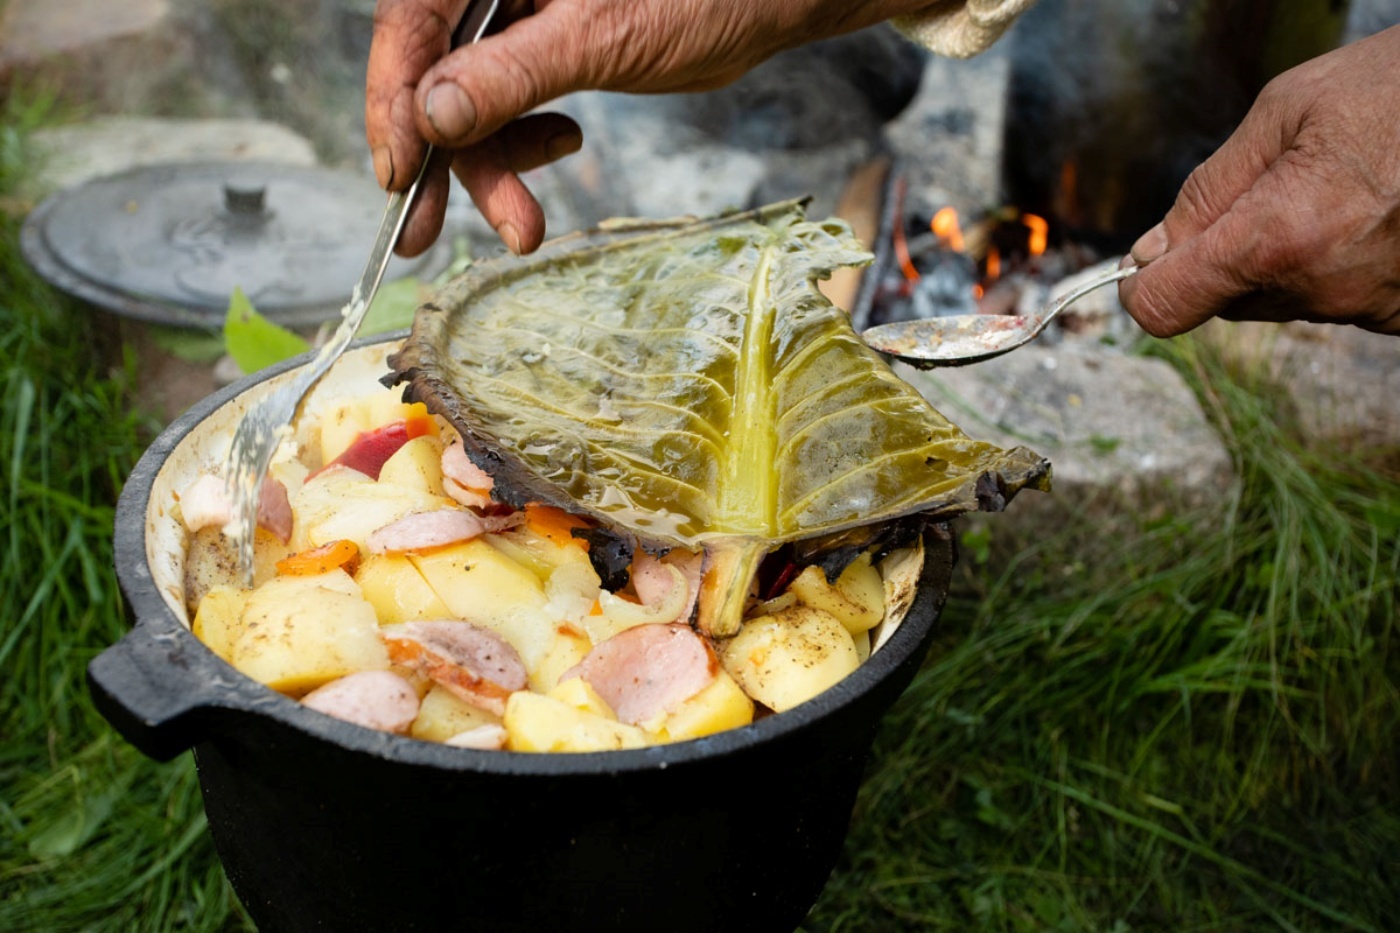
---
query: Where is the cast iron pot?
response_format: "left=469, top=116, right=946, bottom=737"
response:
left=89, top=335, right=954, bottom=933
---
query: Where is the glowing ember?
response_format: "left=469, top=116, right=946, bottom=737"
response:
left=1023, top=213, right=1048, bottom=257
left=931, top=207, right=966, bottom=252
left=985, top=246, right=1002, bottom=282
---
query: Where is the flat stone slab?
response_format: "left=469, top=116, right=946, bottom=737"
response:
left=896, top=344, right=1237, bottom=525
left=25, top=116, right=318, bottom=196
left=1200, top=319, right=1400, bottom=451
left=0, top=0, right=168, bottom=71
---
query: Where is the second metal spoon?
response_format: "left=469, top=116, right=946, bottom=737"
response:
left=861, top=261, right=1139, bottom=368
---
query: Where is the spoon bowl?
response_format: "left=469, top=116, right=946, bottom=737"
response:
left=862, top=261, right=1138, bottom=368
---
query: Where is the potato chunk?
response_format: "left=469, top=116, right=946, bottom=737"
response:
left=411, top=684, right=501, bottom=743
left=653, top=669, right=754, bottom=743
left=719, top=605, right=859, bottom=713
left=229, top=571, right=389, bottom=695
left=504, top=681, right=650, bottom=752
left=355, top=554, right=450, bottom=625
left=377, top=434, right=446, bottom=496
left=191, top=585, right=247, bottom=663
left=787, top=551, right=884, bottom=635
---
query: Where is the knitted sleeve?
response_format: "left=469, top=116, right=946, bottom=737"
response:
left=891, top=0, right=1038, bottom=58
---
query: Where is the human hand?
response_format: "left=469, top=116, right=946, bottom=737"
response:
left=366, top=0, right=932, bottom=257
left=1118, top=24, right=1400, bottom=337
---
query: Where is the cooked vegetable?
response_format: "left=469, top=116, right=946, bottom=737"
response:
left=390, top=199, right=1048, bottom=636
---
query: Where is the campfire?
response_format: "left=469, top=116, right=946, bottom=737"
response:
left=851, top=168, right=1135, bottom=350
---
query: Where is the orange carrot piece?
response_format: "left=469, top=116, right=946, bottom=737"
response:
left=524, top=503, right=589, bottom=550
left=276, top=539, right=360, bottom=576
left=403, top=407, right=437, bottom=441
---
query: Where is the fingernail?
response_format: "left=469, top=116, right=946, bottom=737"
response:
left=425, top=83, right=476, bottom=140
left=1131, top=222, right=1169, bottom=265
left=496, top=221, right=522, bottom=255
left=545, top=132, right=582, bottom=162
left=371, top=145, right=394, bottom=188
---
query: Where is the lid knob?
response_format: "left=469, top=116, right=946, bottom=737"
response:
left=223, top=183, right=267, bottom=216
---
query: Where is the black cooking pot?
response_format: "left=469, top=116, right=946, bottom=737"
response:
left=89, top=335, right=954, bottom=933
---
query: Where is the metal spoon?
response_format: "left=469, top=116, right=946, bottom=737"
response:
left=861, top=261, right=1139, bottom=368
left=222, top=0, right=500, bottom=583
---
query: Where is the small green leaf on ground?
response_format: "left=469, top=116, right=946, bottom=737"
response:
left=223, top=287, right=309, bottom=374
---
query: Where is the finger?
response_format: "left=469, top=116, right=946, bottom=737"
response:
left=451, top=138, right=547, bottom=255
left=412, top=7, right=595, bottom=148
left=1120, top=169, right=1305, bottom=337
left=486, top=112, right=583, bottom=173
left=395, top=148, right=454, bottom=258
left=367, top=0, right=467, bottom=191
left=1130, top=83, right=1296, bottom=267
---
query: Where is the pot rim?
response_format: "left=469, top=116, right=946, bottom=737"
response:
left=109, top=331, right=948, bottom=775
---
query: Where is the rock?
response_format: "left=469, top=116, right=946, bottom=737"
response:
left=0, top=0, right=169, bottom=69
left=896, top=344, right=1236, bottom=531
left=1199, top=320, right=1400, bottom=452
left=0, top=0, right=190, bottom=113
left=23, top=116, right=318, bottom=197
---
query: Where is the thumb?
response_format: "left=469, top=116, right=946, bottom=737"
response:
left=1120, top=83, right=1299, bottom=336
left=1132, top=84, right=1295, bottom=268
left=412, top=8, right=591, bottom=148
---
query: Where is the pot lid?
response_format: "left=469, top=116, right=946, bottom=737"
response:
left=20, top=161, right=452, bottom=329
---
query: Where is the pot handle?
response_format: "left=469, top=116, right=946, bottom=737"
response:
left=87, top=622, right=232, bottom=761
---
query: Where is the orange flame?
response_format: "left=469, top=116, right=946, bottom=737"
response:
left=985, top=246, right=1002, bottom=282
left=1022, top=213, right=1048, bottom=257
left=931, top=207, right=966, bottom=252
left=893, top=221, right=920, bottom=283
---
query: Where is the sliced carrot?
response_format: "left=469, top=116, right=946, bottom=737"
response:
left=403, top=406, right=437, bottom=441
left=276, top=539, right=360, bottom=576
left=524, top=503, right=590, bottom=550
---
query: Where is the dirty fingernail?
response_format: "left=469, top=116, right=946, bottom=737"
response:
left=1131, top=222, right=1168, bottom=265
left=371, top=145, right=394, bottom=189
left=496, top=221, right=522, bottom=255
left=425, top=83, right=476, bottom=140
left=545, top=132, right=582, bottom=162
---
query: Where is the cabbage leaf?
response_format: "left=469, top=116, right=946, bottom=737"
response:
left=391, top=200, right=1048, bottom=635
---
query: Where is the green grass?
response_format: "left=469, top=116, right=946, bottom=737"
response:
left=0, top=92, right=249, bottom=932
left=806, top=342, right=1400, bottom=929
left=3, top=89, right=1397, bottom=931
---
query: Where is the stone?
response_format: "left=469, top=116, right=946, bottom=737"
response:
left=1199, top=320, right=1400, bottom=452
left=896, top=343, right=1236, bottom=530
left=0, top=0, right=191, bottom=114
left=0, top=0, right=168, bottom=68
left=24, top=116, right=319, bottom=197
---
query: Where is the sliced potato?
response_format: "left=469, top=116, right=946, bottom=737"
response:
left=787, top=551, right=884, bottom=635
left=504, top=689, right=649, bottom=753
left=230, top=572, right=389, bottom=695
left=530, top=625, right=593, bottom=694
left=377, top=434, right=446, bottom=496
left=411, top=684, right=501, bottom=742
left=653, top=668, right=754, bottom=743
left=355, top=554, right=450, bottom=625
left=548, top=676, right=615, bottom=717
left=719, top=605, right=859, bottom=713
left=409, top=539, right=558, bottom=672
left=191, top=584, right=247, bottom=662
left=184, top=526, right=286, bottom=617
left=291, top=468, right=449, bottom=552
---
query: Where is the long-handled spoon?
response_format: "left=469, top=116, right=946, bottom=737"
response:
left=222, top=0, right=500, bottom=583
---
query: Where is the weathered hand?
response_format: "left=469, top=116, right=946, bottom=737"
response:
left=1119, top=24, right=1400, bottom=337
left=366, top=0, right=931, bottom=256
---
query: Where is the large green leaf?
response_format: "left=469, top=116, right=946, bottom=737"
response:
left=392, top=200, right=1048, bottom=635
